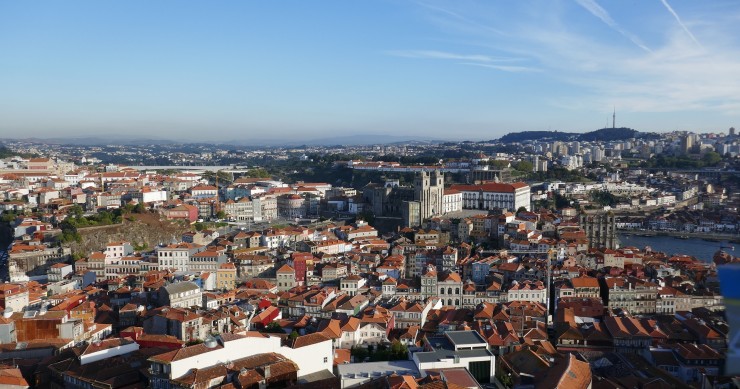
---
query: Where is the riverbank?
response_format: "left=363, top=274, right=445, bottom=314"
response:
left=618, top=233, right=735, bottom=262
left=618, top=229, right=740, bottom=243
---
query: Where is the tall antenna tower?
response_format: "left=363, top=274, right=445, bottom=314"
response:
left=612, top=107, right=616, bottom=129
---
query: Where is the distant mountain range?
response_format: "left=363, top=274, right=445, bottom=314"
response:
left=498, top=127, right=654, bottom=143
left=6, top=127, right=657, bottom=147
left=226, top=134, right=449, bottom=147
left=6, top=134, right=450, bottom=147
left=6, top=137, right=179, bottom=146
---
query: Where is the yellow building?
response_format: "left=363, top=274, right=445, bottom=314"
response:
left=216, top=262, right=237, bottom=290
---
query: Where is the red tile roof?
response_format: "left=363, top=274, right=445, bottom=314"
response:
left=291, top=333, right=330, bottom=348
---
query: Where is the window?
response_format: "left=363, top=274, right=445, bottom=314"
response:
left=324, top=357, right=328, bottom=363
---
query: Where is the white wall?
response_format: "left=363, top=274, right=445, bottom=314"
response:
left=143, top=190, right=168, bottom=203
left=281, top=338, right=334, bottom=377
left=169, top=335, right=333, bottom=380
left=80, top=342, right=140, bottom=365
left=414, top=354, right=495, bottom=383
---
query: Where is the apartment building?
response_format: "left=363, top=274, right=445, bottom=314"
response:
left=156, top=243, right=206, bottom=272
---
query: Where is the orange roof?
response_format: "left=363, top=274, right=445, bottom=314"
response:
left=441, top=272, right=462, bottom=283
left=191, top=185, right=218, bottom=191
left=333, top=348, right=351, bottom=365
left=0, top=368, right=29, bottom=387
left=277, top=264, right=294, bottom=273
left=291, top=332, right=330, bottom=348
left=571, top=276, right=599, bottom=288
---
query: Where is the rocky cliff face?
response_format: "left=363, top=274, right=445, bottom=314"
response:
left=66, top=213, right=190, bottom=256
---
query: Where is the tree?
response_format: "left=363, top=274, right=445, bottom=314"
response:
left=497, top=372, right=514, bottom=388
left=262, top=321, right=285, bottom=334
left=122, top=203, right=135, bottom=214
left=203, top=170, right=233, bottom=186
left=590, top=190, right=619, bottom=207
left=487, top=160, right=510, bottom=169
left=185, top=339, right=204, bottom=346
left=289, top=330, right=299, bottom=340
left=58, top=219, right=83, bottom=244
left=371, top=346, right=391, bottom=361
left=1, top=212, right=17, bottom=223
left=216, top=210, right=226, bottom=219
left=357, top=211, right=375, bottom=225
left=702, top=151, right=722, bottom=166
left=513, top=161, right=533, bottom=173
left=389, top=340, right=409, bottom=360
left=133, top=203, right=146, bottom=213
left=552, top=192, right=570, bottom=209
left=194, top=222, right=205, bottom=231
left=245, top=168, right=271, bottom=178
left=516, top=206, right=528, bottom=215
left=351, top=346, right=369, bottom=362
left=69, top=204, right=84, bottom=218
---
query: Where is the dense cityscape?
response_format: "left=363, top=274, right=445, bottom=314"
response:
left=0, top=126, right=737, bottom=388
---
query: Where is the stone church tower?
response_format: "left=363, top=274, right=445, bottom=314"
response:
left=579, top=212, right=617, bottom=250
left=414, top=170, right=445, bottom=221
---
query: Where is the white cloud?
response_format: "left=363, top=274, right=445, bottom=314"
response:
left=386, top=50, right=519, bottom=63
left=660, top=0, right=701, bottom=47
left=387, top=49, right=537, bottom=72
left=459, top=62, right=541, bottom=73
left=416, top=1, right=506, bottom=36
left=573, top=0, right=652, bottom=52
left=409, top=1, right=740, bottom=116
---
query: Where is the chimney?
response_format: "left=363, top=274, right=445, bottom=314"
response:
left=263, top=364, right=271, bottom=380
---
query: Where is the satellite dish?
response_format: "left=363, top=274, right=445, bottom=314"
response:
left=204, top=335, right=218, bottom=348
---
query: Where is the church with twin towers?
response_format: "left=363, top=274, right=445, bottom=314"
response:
left=362, top=169, right=530, bottom=228
left=403, top=170, right=445, bottom=228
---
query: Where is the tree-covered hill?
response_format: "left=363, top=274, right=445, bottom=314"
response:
left=499, top=127, right=644, bottom=143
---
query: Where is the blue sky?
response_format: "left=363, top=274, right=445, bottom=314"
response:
left=1, top=0, right=739, bottom=142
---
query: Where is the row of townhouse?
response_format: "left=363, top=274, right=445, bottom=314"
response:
left=553, top=274, right=723, bottom=316
left=646, top=215, right=739, bottom=233
left=220, top=193, right=278, bottom=222
left=143, top=305, right=249, bottom=343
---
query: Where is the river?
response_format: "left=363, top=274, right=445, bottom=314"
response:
left=618, top=233, right=736, bottom=262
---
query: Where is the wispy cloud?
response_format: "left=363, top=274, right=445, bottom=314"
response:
left=459, top=62, right=540, bottom=73
left=573, top=0, right=652, bottom=52
left=416, top=1, right=505, bottom=36
left=406, top=1, right=740, bottom=117
left=660, top=0, right=701, bottom=47
left=387, top=50, right=521, bottom=63
left=387, top=49, right=537, bottom=72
